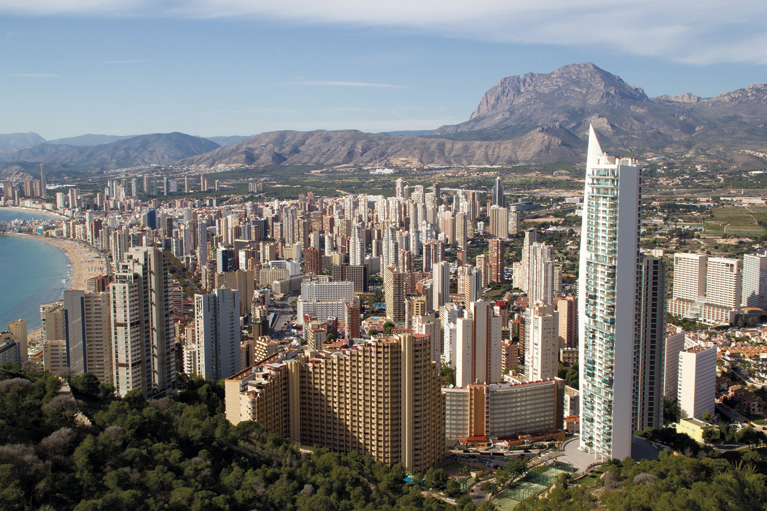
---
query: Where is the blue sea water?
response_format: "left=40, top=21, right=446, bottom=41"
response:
left=0, top=210, right=71, bottom=330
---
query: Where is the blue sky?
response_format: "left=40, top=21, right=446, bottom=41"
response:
left=1, top=0, right=766, bottom=140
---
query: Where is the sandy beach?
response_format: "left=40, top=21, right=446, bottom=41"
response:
left=0, top=205, right=65, bottom=219
left=9, top=233, right=107, bottom=291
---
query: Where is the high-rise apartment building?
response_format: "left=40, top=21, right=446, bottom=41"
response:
left=225, top=333, right=445, bottom=471
left=677, top=346, right=716, bottom=419
left=110, top=247, right=174, bottom=398
left=458, top=265, right=482, bottom=309
left=488, top=238, right=504, bottom=284
left=672, top=253, right=707, bottom=301
left=489, top=206, right=509, bottom=239
left=526, top=304, right=559, bottom=382
left=432, top=261, right=451, bottom=312
left=350, top=223, right=364, bottom=266
left=557, top=296, right=577, bottom=349
left=191, top=288, right=241, bottom=380
left=742, top=253, right=767, bottom=308
left=492, top=176, right=506, bottom=208
left=303, top=247, right=322, bottom=275
left=62, top=290, right=112, bottom=384
left=528, top=242, right=554, bottom=306
left=519, top=229, right=537, bottom=292
left=385, top=266, right=406, bottom=324
left=578, top=126, right=641, bottom=460
left=455, top=301, right=502, bottom=387
left=634, top=255, right=668, bottom=431
left=663, top=327, right=686, bottom=400
left=705, top=257, right=741, bottom=309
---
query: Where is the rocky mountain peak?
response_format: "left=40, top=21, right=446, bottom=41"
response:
left=469, top=62, right=648, bottom=121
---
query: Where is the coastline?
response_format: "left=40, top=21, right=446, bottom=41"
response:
left=0, top=205, right=65, bottom=220
left=4, top=233, right=106, bottom=291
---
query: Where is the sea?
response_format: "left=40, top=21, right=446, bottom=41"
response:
left=0, top=209, right=71, bottom=331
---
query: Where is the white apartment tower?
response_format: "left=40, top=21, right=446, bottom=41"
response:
left=350, top=223, right=364, bottom=266
left=578, top=126, right=641, bottom=461
left=705, top=257, right=741, bottom=309
left=525, top=304, right=559, bottom=382
left=677, top=346, right=717, bottom=419
left=672, top=253, right=707, bottom=301
left=528, top=242, right=555, bottom=307
left=742, top=253, right=767, bottom=308
left=455, top=300, right=502, bottom=388
left=192, top=288, right=241, bottom=380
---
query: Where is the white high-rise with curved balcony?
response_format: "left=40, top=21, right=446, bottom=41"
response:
left=578, top=126, right=641, bottom=461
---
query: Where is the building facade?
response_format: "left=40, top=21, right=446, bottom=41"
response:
left=578, top=126, right=641, bottom=460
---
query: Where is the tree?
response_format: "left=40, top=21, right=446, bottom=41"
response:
left=424, top=468, right=447, bottom=489
left=445, top=478, right=462, bottom=498
left=663, top=396, right=682, bottom=424
left=383, top=321, right=395, bottom=335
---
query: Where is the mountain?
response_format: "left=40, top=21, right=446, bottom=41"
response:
left=379, top=130, right=435, bottom=137
left=178, top=128, right=581, bottom=168
left=0, top=133, right=220, bottom=170
left=431, top=62, right=767, bottom=158
left=0, top=132, right=46, bottom=152
left=206, top=135, right=253, bottom=147
left=179, top=63, right=767, bottom=168
left=47, top=134, right=134, bottom=146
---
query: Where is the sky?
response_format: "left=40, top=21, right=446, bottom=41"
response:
left=1, top=0, right=766, bottom=140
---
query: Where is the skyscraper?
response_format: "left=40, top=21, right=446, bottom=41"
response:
left=492, top=176, right=506, bottom=208
left=525, top=304, right=559, bottom=382
left=672, top=253, right=707, bottom=301
left=40, top=163, right=46, bottom=198
left=63, top=290, right=112, bottom=384
left=742, top=253, right=767, bottom=308
left=385, top=266, right=406, bottom=324
left=350, top=223, right=364, bottom=266
left=578, top=126, right=641, bottom=460
left=489, top=206, right=509, bottom=239
left=110, top=247, right=174, bottom=398
left=432, top=261, right=451, bottom=312
left=634, top=255, right=668, bottom=431
left=488, top=238, right=504, bottom=283
left=705, top=257, right=741, bottom=309
left=192, top=288, right=241, bottom=380
left=455, top=300, right=502, bottom=386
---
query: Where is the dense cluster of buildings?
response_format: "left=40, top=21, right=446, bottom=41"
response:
left=3, top=124, right=761, bottom=469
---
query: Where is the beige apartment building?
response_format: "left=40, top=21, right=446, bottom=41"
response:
left=225, top=333, right=445, bottom=471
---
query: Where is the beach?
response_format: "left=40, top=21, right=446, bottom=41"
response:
left=9, top=233, right=107, bottom=291
left=0, top=205, right=64, bottom=220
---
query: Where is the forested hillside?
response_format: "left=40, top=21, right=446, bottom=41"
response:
left=0, top=365, right=450, bottom=511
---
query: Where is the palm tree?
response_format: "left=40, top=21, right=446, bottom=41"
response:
left=712, top=461, right=767, bottom=511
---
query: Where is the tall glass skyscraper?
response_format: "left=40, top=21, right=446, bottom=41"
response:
left=578, top=126, right=641, bottom=460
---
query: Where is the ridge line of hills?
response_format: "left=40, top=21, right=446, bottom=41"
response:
left=2, top=62, right=767, bottom=171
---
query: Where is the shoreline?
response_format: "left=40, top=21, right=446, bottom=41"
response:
left=4, top=233, right=106, bottom=292
left=0, top=205, right=65, bottom=220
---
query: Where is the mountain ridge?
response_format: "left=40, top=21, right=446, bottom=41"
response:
left=0, top=132, right=220, bottom=170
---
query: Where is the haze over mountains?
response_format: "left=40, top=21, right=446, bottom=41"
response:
left=0, top=133, right=220, bottom=170
left=3, top=62, right=767, bottom=170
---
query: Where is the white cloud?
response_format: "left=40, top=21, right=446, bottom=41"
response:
left=1, top=0, right=766, bottom=65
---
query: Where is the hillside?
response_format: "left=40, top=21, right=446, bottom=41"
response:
left=179, top=127, right=582, bottom=168
left=0, top=133, right=220, bottom=170
left=432, top=63, right=767, bottom=158
left=0, top=366, right=452, bottom=511
left=0, top=133, right=46, bottom=152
